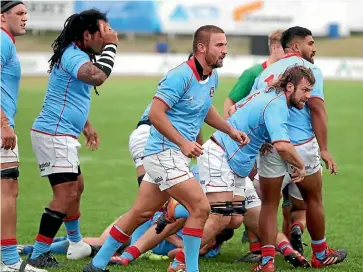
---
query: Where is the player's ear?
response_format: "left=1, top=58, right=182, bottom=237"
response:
left=197, top=43, right=206, bottom=54
left=1, top=13, right=6, bottom=23
left=291, top=41, right=300, bottom=53
left=286, top=82, right=294, bottom=94
left=270, top=44, right=276, bottom=52
left=83, top=30, right=91, bottom=42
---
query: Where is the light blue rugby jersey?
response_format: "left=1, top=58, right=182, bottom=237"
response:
left=251, top=53, right=324, bottom=145
left=213, top=90, right=290, bottom=177
left=32, top=43, right=92, bottom=138
left=1, top=28, right=21, bottom=128
left=144, top=58, right=219, bottom=156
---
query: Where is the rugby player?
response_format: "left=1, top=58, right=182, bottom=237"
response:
left=84, top=25, right=249, bottom=272
left=1, top=2, right=47, bottom=271
left=129, top=53, right=202, bottom=187
left=251, top=26, right=347, bottom=271
left=27, top=9, right=119, bottom=268
left=163, top=66, right=314, bottom=272
left=222, top=30, right=289, bottom=259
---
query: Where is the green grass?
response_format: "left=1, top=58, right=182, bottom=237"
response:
left=15, top=77, right=363, bottom=271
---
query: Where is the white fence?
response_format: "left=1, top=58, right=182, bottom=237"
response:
left=18, top=53, right=363, bottom=81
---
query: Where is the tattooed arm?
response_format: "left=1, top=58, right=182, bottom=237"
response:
left=77, top=62, right=108, bottom=86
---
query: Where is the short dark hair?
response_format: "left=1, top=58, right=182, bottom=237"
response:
left=1, top=1, right=23, bottom=13
left=192, top=25, right=224, bottom=53
left=281, top=26, right=312, bottom=49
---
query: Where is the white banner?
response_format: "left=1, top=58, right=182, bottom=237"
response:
left=23, top=0, right=360, bottom=34
left=18, top=53, right=363, bottom=81
left=347, top=0, right=363, bottom=32
left=25, top=1, right=74, bottom=31
left=157, top=0, right=350, bottom=36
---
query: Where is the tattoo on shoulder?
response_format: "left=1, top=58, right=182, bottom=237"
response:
left=77, top=62, right=107, bottom=86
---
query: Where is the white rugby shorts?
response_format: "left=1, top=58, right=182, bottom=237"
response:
left=259, top=137, right=321, bottom=178
left=143, top=149, right=193, bottom=191
left=31, top=130, right=80, bottom=177
left=0, top=136, right=19, bottom=164
left=198, top=139, right=235, bottom=194
left=234, top=176, right=261, bottom=209
left=128, top=124, right=150, bottom=168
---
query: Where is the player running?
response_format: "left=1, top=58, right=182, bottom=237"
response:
left=84, top=25, right=249, bottom=272
left=27, top=9, right=119, bottom=268
left=1, top=1, right=46, bottom=271
left=129, top=53, right=201, bottom=187
left=251, top=26, right=347, bottom=272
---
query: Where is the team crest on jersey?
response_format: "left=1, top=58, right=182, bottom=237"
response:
left=210, top=87, right=215, bottom=97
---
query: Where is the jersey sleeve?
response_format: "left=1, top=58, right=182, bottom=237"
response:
left=153, top=71, right=184, bottom=109
left=63, top=49, right=91, bottom=79
left=310, top=68, right=324, bottom=101
left=1, top=37, right=11, bottom=68
left=228, top=69, right=255, bottom=102
left=263, top=97, right=290, bottom=143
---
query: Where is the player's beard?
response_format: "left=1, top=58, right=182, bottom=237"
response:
left=290, top=93, right=305, bottom=110
left=205, top=51, right=222, bottom=69
left=302, top=51, right=314, bottom=64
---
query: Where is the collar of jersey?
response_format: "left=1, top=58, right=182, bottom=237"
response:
left=282, top=53, right=302, bottom=59
left=1, top=27, right=15, bottom=43
left=186, top=57, right=212, bottom=81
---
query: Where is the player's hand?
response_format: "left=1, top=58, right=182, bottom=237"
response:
left=260, top=142, right=273, bottom=155
left=228, top=128, right=250, bottom=146
left=83, top=125, right=99, bottom=151
left=180, top=141, right=203, bottom=158
left=98, top=21, right=118, bottom=45
left=1, top=125, right=16, bottom=150
left=320, top=150, right=337, bottom=174
left=228, top=104, right=237, bottom=117
left=290, top=166, right=306, bottom=183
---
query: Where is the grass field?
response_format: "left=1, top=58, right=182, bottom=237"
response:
left=14, top=77, right=363, bottom=271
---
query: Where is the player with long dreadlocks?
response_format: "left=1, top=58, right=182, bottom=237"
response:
left=27, top=9, right=118, bottom=268
left=1, top=1, right=47, bottom=271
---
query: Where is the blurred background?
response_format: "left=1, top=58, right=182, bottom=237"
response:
left=17, top=0, right=363, bottom=80
left=12, top=2, right=363, bottom=271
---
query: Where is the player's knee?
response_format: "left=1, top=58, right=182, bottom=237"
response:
left=291, top=198, right=306, bottom=212
left=299, top=186, right=322, bottom=204
left=189, top=199, right=210, bottom=220
left=132, top=207, right=155, bottom=223
left=60, top=187, right=78, bottom=205
left=210, top=213, right=231, bottom=229
left=228, top=215, right=244, bottom=229
left=76, top=177, right=84, bottom=197
left=77, top=183, right=84, bottom=198
left=50, top=174, right=79, bottom=205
